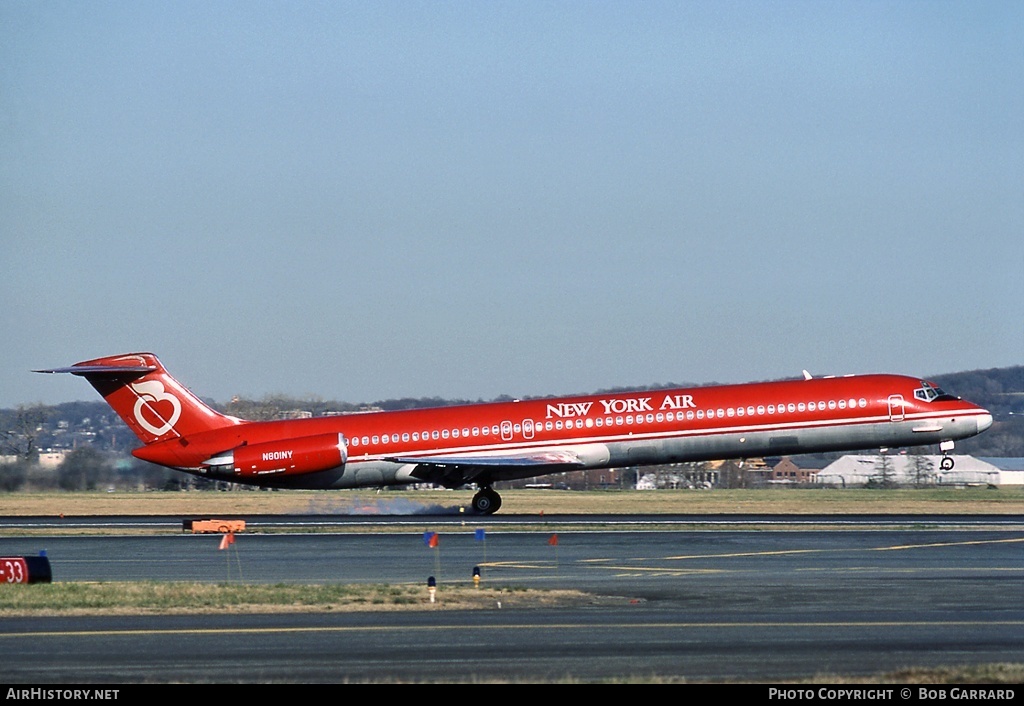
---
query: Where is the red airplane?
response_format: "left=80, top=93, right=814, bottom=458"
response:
left=36, top=352, right=993, bottom=513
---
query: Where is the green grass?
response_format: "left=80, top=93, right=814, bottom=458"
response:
left=0, top=581, right=587, bottom=615
left=6, top=486, right=1024, bottom=519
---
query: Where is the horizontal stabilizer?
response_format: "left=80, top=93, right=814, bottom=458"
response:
left=34, top=364, right=157, bottom=377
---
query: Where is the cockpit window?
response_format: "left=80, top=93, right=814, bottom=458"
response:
left=914, top=381, right=960, bottom=403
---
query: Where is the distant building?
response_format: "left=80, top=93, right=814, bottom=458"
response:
left=498, top=468, right=628, bottom=491
left=635, top=473, right=657, bottom=490
left=38, top=450, right=69, bottom=469
left=978, top=457, right=1024, bottom=472
left=765, top=456, right=820, bottom=485
left=637, top=462, right=721, bottom=490
left=817, top=455, right=1024, bottom=487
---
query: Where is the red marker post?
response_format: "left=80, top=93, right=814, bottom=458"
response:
left=424, top=531, right=441, bottom=582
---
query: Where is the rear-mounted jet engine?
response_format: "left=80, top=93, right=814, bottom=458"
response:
left=203, top=433, right=347, bottom=477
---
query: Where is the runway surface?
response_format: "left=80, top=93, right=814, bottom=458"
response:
left=1, top=517, right=1022, bottom=683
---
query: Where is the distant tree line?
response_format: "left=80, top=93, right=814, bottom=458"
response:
left=0, top=448, right=182, bottom=492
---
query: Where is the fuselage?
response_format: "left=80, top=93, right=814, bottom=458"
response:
left=132, top=372, right=993, bottom=490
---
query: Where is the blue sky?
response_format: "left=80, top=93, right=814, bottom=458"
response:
left=3, top=1, right=1022, bottom=407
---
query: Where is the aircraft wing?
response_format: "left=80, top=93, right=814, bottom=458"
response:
left=386, top=449, right=586, bottom=487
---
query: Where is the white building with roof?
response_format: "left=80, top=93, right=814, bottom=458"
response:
left=817, top=455, right=1024, bottom=487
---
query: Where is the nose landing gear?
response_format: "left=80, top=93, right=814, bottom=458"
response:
left=939, top=440, right=955, bottom=471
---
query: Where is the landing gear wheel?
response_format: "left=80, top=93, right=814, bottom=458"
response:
left=940, top=456, right=954, bottom=471
left=472, top=487, right=502, bottom=515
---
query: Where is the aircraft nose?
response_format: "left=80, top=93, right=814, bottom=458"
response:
left=977, top=412, right=993, bottom=433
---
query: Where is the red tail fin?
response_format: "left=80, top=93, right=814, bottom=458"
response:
left=35, top=353, right=241, bottom=445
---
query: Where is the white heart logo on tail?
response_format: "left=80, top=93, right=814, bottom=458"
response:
left=130, top=380, right=182, bottom=437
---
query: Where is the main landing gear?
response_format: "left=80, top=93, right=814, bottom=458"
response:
left=472, top=486, right=502, bottom=515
